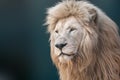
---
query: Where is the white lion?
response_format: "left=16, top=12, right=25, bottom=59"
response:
left=45, top=0, right=120, bottom=80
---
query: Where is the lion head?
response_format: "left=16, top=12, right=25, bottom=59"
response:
left=45, top=1, right=120, bottom=80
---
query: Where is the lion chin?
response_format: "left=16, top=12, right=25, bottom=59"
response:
left=58, top=54, right=73, bottom=63
left=46, top=0, right=120, bottom=80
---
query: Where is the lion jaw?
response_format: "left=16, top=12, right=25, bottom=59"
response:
left=58, top=54, right=73, bottom=63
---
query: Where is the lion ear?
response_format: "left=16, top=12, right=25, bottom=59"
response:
left=88, top=8, right=97, bottom=23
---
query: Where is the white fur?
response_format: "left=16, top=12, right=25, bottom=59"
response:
left=54, top=16, right=84, bottom=62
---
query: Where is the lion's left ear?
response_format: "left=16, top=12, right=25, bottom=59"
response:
left=88, top=8, right=97, bottom=23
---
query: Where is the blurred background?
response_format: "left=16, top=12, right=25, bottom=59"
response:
left=0, top=0, right=120, bottom=80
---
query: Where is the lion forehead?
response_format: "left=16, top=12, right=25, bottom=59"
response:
left=55, top=16, right=81, bottom=32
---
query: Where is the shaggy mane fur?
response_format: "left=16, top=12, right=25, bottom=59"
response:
left=45, top=0, right=120, bottom=80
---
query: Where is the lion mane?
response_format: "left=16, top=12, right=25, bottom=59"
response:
left=45, top=0, right=120, bottom=80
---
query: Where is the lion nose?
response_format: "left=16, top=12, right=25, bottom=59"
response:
left=55, top=43, right=67, bottom=50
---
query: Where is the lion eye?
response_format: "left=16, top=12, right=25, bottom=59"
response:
left=69, top=28, right=76, bottom=32
left=55, top=30, right=58, bottom=33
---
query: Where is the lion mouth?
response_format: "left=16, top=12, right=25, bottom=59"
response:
left=58, top=52, right=75, bottom=57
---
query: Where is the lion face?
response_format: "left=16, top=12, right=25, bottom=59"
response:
left=52, top=16, right=84, bottom=62
left=46, top=1, right=102, bottom=63
left=46, top=1, right=120, bottom=80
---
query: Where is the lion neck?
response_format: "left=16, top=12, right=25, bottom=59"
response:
left=58, top=62, right=87, bottom=80
left=56, top=56, right=96, bottom=80
left=54, top=50, right=120, bottom=80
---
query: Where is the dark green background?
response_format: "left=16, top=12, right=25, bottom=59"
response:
left=0, top=0, right=120, bottom=80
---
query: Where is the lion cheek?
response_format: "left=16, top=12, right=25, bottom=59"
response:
left=62, top=46, right=78, bottom=54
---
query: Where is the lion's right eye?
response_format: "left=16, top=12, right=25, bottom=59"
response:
left=69, top=28, right=77, bottom=33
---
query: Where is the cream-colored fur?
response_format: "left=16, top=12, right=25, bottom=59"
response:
left=45, top=0, right=120, bottom=80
